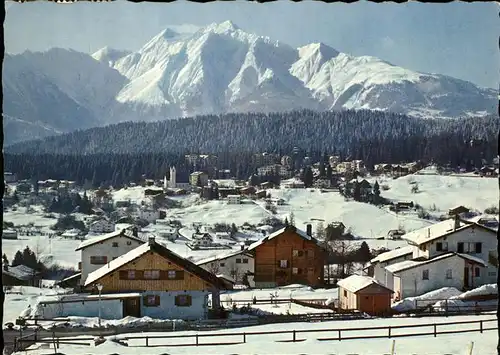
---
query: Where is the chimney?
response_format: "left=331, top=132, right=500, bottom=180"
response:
left=306, top=224, right=312, bottom=237
left=132, top=227, right=138, bottom=237
left=240, top=243, right=245, bottom=251
left=454, top=214, right=460, bottom=230
left=148, top=236, right=156, bottom=246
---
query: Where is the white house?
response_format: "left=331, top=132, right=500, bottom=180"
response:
left=402, top=216, right=497, bottom=287
left=155, top=227, right=179, bottom=241
left=89, top=219, right=115, bottom=234
left=76, top=229, right=145, bottom=286
left=371, top=216, right=497, bottom=300
left=386, top=252, right=486, bottom=300
left=2, top=229, right=18, bottom=240
left=227, top=195, right=242, bottom=205
left=368, top=245, right=414, bottom=290
left=196, top=248, right=255, bottom=284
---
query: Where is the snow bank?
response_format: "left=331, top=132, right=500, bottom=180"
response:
left=392, top=287, right=462, bottom=312
left=458, top=284, right=497, bottom=300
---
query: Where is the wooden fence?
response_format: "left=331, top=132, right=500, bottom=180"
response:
left=411, top=298, right=497, bottom=316
left=16, top=318, right=497, bottom=351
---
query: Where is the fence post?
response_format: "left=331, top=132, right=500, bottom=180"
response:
left=196, top=334, right=199, bottom=346
left=243, top=333, right=246, bottom=343
left=338, top=329, right=342, bottom=341
left=445, top=300, right=448, bottom=317
left=388, top=326, right=391, bottom=338
left=480, top=320, right=483, bottom=333
left=433, top=324, right=437, bottom=337
left=146, top=336, right=149, bottom=347
left=293, top=330, right=296, bottom=342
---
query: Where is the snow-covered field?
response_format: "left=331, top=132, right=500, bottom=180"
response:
left=18, top=314, right=497, bottom=355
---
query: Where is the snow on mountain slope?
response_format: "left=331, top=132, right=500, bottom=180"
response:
left=16, top=48, right=128, bottom=118
left=3, top=21, right=496, bottom=144
left=92, top=46, right=132, bottom=66
left=112, top=21, right=319, bottom=117
left=2, top=54, right=99, bottom=145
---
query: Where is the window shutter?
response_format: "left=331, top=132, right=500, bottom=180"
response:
left=475, top=243, right=482, bottom=254
left=119, top=271, right=128, bottom=280
left=160, top=270, right=168, bottom=280
left=457, top=243, right=464, bottom=253
left=186, top=295, right=192, bottom=306
left=143, top=296, right=148, bottom=306
left=176, top=270, right=185, bottom=280
left=155, top=295, right=160, bottom=306
left=174, top=295, right=179, bottom=306
left=136, top=270, right=144, bottom=280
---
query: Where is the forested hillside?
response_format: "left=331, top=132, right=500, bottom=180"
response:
left=5, top=109, right=498, bottom=187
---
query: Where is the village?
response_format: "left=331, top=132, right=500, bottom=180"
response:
left=2, top=153, right=499, bottom=354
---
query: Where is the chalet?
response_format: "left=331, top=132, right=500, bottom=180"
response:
left=282, top=178, right=305, bottom=189
left=259, top=182, right=275, bottom=190
left=190, top=233, right=215, bottom=248
left=337, top=275, right=393, bottom=316
left=2, top=229, right=18, bottom=240
left=139, top=209, right=160, bottom=223
left=239, top=186, right=256, bottom=196
left=89, top=219, right=115, bottom=234
left=386, top=229, right=405, bottom=240
left=82, top=237, right=225, bottom=320
left=227, top=195, right=242, bottom=205
left=76, top=229, right=145, bottom=286
left=255, top=190, right=267, bottom=199
left=248, top=225, right=326, bottom=288
left=196, top=248, right=254, bottom=284
left=448, top=206, right=470, bottom=216
left=358, top=179, right=372, bottom=195
left=155, top=227, right=179, bottom=241
left=2, top=264, right=41, bottom=287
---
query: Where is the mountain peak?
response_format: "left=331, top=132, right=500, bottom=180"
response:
left=298, top=42, right=339, bottom=60
left=204, top=20, right=241, bottom=34
left=159, top=28, right=181, bottom=39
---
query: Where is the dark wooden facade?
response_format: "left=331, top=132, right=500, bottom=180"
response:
left=252, top=226, right=326, bottom=288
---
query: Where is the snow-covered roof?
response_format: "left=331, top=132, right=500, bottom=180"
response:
left=386, top=253, right=486, bottom=274
left=217, top=274, right=236, bottom=284
left=84, top=239, right=226, bottom=289
left=370, top=246, right=414, bottom=264
left=195, top=249, right=252, bottom=266
left=76, top=229, right=143, bottom=251
left=247, top=225, right=319, bottom=251
left=337, top=275, right=392, bottom=294
left=3, top=265, right=38, bottom=280
left=402, top=218, right=471, bottom=246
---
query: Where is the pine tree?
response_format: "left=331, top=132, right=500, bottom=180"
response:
left=12, top=250, right=23, bottom=267
left=289, top=212, right=295, bottom=226
left=2, top=253, right=9, bottom=266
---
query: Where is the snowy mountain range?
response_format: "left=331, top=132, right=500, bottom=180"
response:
left=3, top=20, right=496, bottom=145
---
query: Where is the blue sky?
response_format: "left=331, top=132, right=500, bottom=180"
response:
left=5, top=0, right=498, bottom=89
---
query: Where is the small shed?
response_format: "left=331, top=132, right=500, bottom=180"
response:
left=337, top=275, right=393, bottom=316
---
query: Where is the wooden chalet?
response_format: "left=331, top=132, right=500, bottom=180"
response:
left=83, top=237, right=226, bottom=320
left=248, top=225, right=326, bottom=288
left=337, top=275, right=393, bottom=316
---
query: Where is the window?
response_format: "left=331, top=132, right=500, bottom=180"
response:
left=175, top=294, right=192, bottom=307
left=422, top=269, right=429, bottom=280
left=220, top=262, right=225, bottom=267
left=280, top=260, right=288, bottom=268
left=144, top=270, right=160, bottom=279
left=90, top=256, right=107, bottom=265
left=112, top=242, right=119, bottom=248
left=128, top=270, right=136, bottom=279
left=242, top=258, right=249, bottom=264
left=292, top=267, right=298, bottom=274
left=436, top=242, right=448, bottom=252
left=292, top=250, right=299, bottom=257
left=488, top=271, right=497, bottom=277
left=168, top=270, right=177, bottom=279
left=457, top=242, right=464, bottom=253
left=474, top=268, right=481, bottom=278
left=445, top=269, right=452, bottom=279
left=475, top=243, right=482, bottom=254
left=459, top=242, right=482, bottom=254
left=343, top=290, right=347, bottom=297
left=488, top=251, right=498, bottom=267
left=236, top=258, right=242, bottom=264
left=143, top=295, right=160, bottom=307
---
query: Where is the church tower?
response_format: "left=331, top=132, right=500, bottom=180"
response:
left=169, top=166, right=177, bottom=188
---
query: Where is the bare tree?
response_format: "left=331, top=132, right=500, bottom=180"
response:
left=315, top=222, right=325, bottom=240
left=327, top=239, right=357, bottom=280
left=229, top=264, right=241, bottom=283
left=208, top=261, right=221, bottom=275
